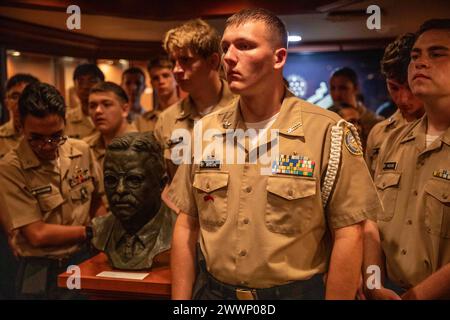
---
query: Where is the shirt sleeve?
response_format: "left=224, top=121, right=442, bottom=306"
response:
left=0, top=162, right=42, bottom=231
left=326, top=123, right=383, bottom=228
left=167, top=162, right=198, bottom=217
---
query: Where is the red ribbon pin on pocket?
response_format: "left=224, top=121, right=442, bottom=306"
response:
left=204, top=195, right=214, bottom=202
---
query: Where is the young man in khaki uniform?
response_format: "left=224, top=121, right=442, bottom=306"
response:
left=0, top=82, right=105, bottom=299
left=0, top=74, right=39, bottom=158
left=169, top=8, right=382, bottom=300
left=0, top=74, right=39, bottom=299
left=329, top=67, right=383, bottom=149
left=65, top=64, right=104, bottom=139
left=365, top=34, right=425, bottom=177
left=364, top=19, right=450, bottom=300
left=84, top=82, right=137, bottom=169
left=121, top=67, right=147, bottom=122
left=135, top=56, right=180, bottom=132
left=154, top=19, right=235, bottom=181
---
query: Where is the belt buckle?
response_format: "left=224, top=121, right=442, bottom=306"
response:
left=235, top=288, right=257, bottom=300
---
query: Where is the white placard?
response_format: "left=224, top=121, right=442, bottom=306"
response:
left=96, top=271, right=149, bottom=280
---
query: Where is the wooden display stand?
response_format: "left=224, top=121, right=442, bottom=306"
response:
left=57, top=252, right=171, bottom=299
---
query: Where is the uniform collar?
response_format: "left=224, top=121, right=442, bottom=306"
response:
left=18, top=138, right=82, bottom=171
left=386, top=109, right=404, bottom=128
left=400, top=115, right=450, bottom=151
left=213, top=88, right=304, bottom=137
left=400, top=115, right=426, bottom=144
left=175, top=79, right=235, bottom=121
left=0, top=120, right=20, bottom=138
left=143, top=110, right=161, bottom=120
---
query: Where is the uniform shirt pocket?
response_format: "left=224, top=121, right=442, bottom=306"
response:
left=37, top=192, right=65, bottom=212
left=265, top=175, right=316, bottom=235
left=193, top=171, right=229, bottom=230
left=375, top=172, right=401, bottom=221
left=424, top=178, right=450, bottom=238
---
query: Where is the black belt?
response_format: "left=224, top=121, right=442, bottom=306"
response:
left=204, top=270, right=325, bottom=300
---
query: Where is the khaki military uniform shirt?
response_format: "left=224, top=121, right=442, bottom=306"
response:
left=0, top=120, right=21, bottom=159
left=154, top=80, right=236, bottom=180
left=357, top=102, right=383, bottom=147
left=134, top=110, right=161, bottom=133
left=83, top=123, right=138, bottom=169
left=65, top=106, right=97, bottom=139
left=169, top=91, right=382, bottom=288
left=0, top=138, right=102, bottom=258
left=374, top=116, right=450, bottom=289
left=365, top=110, right=406, bottom=177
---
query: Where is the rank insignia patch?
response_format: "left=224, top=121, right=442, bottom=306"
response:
left=343, top=127, right=363, bottom=156
left=272, top=154, right=315, bottom=177
left=30, top=185, right=52, bottom=196
left=433, top=169, right=450, bottom=181
left=383, top=162, right=397, bottom=170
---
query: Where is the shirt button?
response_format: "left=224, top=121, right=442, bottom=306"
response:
left=401, top=249, right=407, bottom=255
left=239, top=250, right=247, bottom=257
left=424, top=260, right=430, bottom=269
left=243, top=218, right=249, bottom=224
left=407, top=220, right=412, bottom=225
left=206, top=183, right=210, bottom=190
left=413, top=190, right=418, bottom=196
left=443, top=194, right=448, bottom=200
left=245, top=186, right=252, bottom=193
left=382, top=182, right=386, bottom=188
left=288, top=190, right=294, bottom=197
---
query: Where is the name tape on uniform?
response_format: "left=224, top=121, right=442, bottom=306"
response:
left=199, top=155, right=221, bottom=169
left=383, top=162, right=397, bottom=170
left=30, top=185, right=52, bottom=196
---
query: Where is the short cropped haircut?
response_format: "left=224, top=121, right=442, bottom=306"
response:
left=107, top=132, right=165, bottom=179
left=147, top=56, right=174, bottom=71
left=18, top=82, right=65, bottom=121
left=122, top=67, right=146, bottom=81
left=381, top=33, right=416, bottom=84
left=417, top=19, right=450, bottom=36
left=73, top=63, right=105, bottom=81
left=90, top=81, right=129, bottom=104
left=163, top=19, right=221, bottom=58
left=330, top=67, right=359, bottom=88
left=6, top=74, right=39, bottom=92
left=225, top=8, right=288, bottom=49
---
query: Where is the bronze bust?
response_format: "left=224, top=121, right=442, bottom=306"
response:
left=91, top=132, right=175, bottom=270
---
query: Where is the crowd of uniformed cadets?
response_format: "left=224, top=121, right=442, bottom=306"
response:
left=0, top=8, right=449, bottom=300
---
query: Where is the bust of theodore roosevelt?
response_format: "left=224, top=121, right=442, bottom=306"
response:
left=91, top=132, right=175, bottom=270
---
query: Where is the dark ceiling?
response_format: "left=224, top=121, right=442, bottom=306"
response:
left=0, top=0, right=363, bottom=20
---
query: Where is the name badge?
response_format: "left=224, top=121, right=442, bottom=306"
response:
left=383, top=162, right=397, bottom=170
left=199, top=159, right=221, bottom=169
left=30, top=185, right=52, bottom=196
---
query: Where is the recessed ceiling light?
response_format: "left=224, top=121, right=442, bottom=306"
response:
left=10, top=51, right=21, bottom=57
left=288, top=35, right=302, bottom=42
